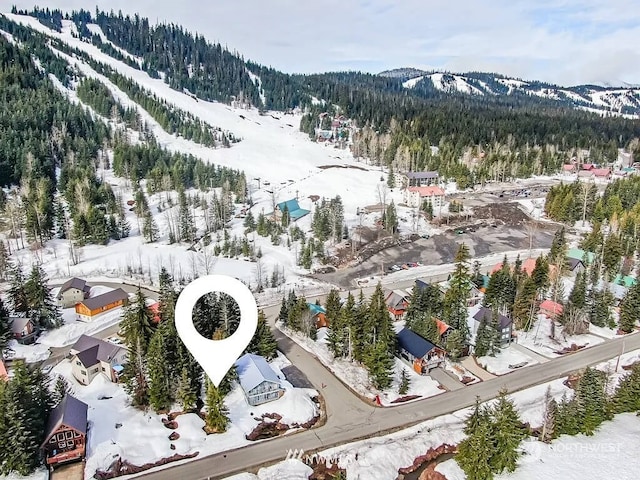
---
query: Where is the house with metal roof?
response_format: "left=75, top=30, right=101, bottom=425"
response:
left=614, top=274, right=637, bottom=288
left=308, top=302, right=328, bottom=328
left=567, top=248, right=596, bottom=265
left=9, top=316, right=39, bottom=345
left=69, top=334, right=127, bottom=385
left=274, top=199, right=310, bottom=222
left=404, top=171, right=440, bottom=187
left=75, top=288, right=129, bottom=321
left=235, top=353, right=285, bottom=406
left=396, top=328, right=445, bottom=374
left=56, top=277, right=91, bottom=308
left=539, top=299, right=564, bottom=319
left=41, top=395, right=88, bottom=467
left=472, top=306, right=514, bottom=346
left=385, top=289, right=410, bottom=320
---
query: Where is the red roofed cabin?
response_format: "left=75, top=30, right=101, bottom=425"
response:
left=41, top=395, right=88, bottom=467
left=539, top=300, right=563, bottom=319
left=148, top=301, right=161, bottom=323
left=592, top=168, right=611, bottom=179
left=563, top=164, right=576, bottom=173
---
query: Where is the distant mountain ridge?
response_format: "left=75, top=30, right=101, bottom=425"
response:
left=379, top=68, right=640, bottom=117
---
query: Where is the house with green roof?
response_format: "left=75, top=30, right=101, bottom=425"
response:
left=567, top=248, right=596, bottom=265
left=614, top=274, right=637, bottom=288
left=274, top=199, right=310, bottom=222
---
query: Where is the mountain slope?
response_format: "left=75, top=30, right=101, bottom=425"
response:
left=380, top=68, right=640, bottom=117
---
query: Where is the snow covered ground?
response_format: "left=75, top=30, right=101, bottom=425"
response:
left=227, top=350, right=640, bottom=480
left=50, top=351, right=318, bottom=480
left=280, top=326, right=445, bottom=406
left=477, top=345, right=540, bottom=375
left=517, top=314, right=605, bottom=359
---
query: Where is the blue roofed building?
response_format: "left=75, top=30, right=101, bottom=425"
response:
left=235, top=353, right=285, bottom=406
left=274, top=199, right=310, bottom=222
left=396, top=328, right=445, bottom=374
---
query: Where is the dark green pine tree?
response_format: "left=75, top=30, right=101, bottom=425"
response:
left=278, top=296, right=289, bottom=326
left=619, top=282, right=640, bottom=333
left=142, top=210, right=159, bottom=242
left=398, top=368, right=410, bottom=395
left=147, top=325, right=172, bottom=412
left=568, top=271, right=587, bottom=309
left=246, top=310, right=277, bottom=360
left=445, top=329, right=466, bottom=361
left=368, top=283, right=396, bottom=354
left=325, top=289, right=342, bottom=326
left=243, top=210, right=256, bottom=231
left=177, top=365, right=198, bottom=411
left=204, top=379, right=229, bottom=433
left=122, top=336, right=150, bottom=407
left=489, top=390, right=527, bottom=474
left=443, top=244, right=472, bottom=341
left=25, top=264, right=61, bottom=329
left=364, top=340, right=394, bottom=390
left=51, top=375, right=73, bottom=406
left=474, top=317, right=492, bottom=357
left=540, top=386, right=558, bottom=442
left=588, top=289, right=614, bottom=328
left=549, top=226, right=566, bottom=264
left=0, top=298, right=11, bottom=354
left=576, top=368, right=612, bottom=435
left=120, top=287, right=156, bottom=353
left=8, top=265, right=30, bottom=314
left=555, top=392, right=582, bottom=436
left=612, top=363, right=640, bottom=414
left=456, top=415, right=494, bottom=480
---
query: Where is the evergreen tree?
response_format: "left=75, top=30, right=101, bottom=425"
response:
left=549, top=227, right=566, bottom=264
left=25, top=264, right=61, bottom=329
left=588, top=289, right=614, bottom=328
left=147, top=324, right=172, bottom=412
left=51, top=375, right=73, bottom=406
left=364, top=340, right=394, bottom=390
left=398, top=368, right=410, bottom=395
left=0, top=299, right=11, bottom=354
left=243, top=210, right=256, bottom=231
left=474, top=317, right=492, bottom=357
left=613, top=363, right=640, bottom=414
left=367, top=283, right=396, bottom=354
left=246, top=310, right=277, bottom=360
left=120, top=288, right=155, bottom=353
left=7, top=265, right=29, bottom=314
left=568, top=271, right=587, bottom=309
left=445, top=329, right=465, bottom=361
left=443, top=244, right=472, bottom=341
left=619, top=282, right=640, bottom=333
left=204, top=379, right=229, bottom=433
left=177, top=365, right=198, bottom=411
left=540, top=386, right=558, bottom=442
left=278, top=296, right=289, bottom=325
left=122, top=336, right=149, bottom=407
left=142, top=210, right=159, bottom=242
left=490, top=390, right=527, bottom=474
left=456, top=417, right=494, bottom=480
left=557, top=368, right=611, bottom=436
left=512, top=277, right=537, bottom=330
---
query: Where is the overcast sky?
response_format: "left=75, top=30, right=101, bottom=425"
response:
left=9, top=0, right=640, bottom=86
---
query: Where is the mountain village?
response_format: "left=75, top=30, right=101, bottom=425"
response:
left=1, top=6, right=640, bottom=480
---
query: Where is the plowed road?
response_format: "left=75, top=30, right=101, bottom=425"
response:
left=133, top=295, right=639, bottom=480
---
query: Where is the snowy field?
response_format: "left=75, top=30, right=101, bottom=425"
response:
left=477, top=345, right=540, bottom=376
left=49, top=351, right=318, bottom=480
left=227, top=350, right=640, bottom=480
left=280, top=326, right=445, bottom=406
left=517, top=314, right=606, bottom=359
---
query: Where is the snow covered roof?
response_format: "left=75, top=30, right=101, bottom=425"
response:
left=235, top=353, right=282, bottom=393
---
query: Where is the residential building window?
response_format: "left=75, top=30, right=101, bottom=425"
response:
left=81, top=370, right=87, bottom=375
left=76, top=361, right=81, bottom=366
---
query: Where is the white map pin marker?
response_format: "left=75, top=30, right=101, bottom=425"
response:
left=174, top=274, right=258, bottom=387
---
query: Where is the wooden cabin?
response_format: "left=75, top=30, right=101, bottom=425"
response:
left=41, top=395, right=88, bottom=466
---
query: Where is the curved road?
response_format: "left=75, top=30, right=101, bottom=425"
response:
left=50, top=279, right=640, bottom=480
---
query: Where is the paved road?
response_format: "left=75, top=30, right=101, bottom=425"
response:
left=136, top=312, right=640, bottom=480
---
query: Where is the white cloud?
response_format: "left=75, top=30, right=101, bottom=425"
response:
left=6, top=0, right=640, bottom=86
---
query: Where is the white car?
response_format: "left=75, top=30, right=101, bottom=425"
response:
left=42, top=364, right=54, bottom=375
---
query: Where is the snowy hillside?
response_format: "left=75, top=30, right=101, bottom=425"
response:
left=381, top=68, right=640, bottom=118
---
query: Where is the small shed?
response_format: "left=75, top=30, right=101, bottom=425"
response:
left=235, top=354, right=285, bottom=406
left=308, top=303, right=328, bottom=328
left=10, top=316, right=39, bottom=345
